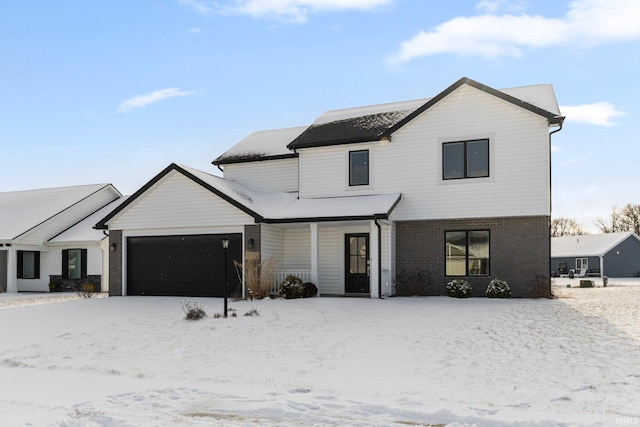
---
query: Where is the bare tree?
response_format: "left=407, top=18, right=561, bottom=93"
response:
left=595, top=204, right=640, bottom=235
left=551, top=217, right=587, bottom=237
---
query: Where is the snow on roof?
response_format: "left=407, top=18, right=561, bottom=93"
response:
left=221, top=78, right=562, bottom=158
left=0, top=184, right=111, bottom=241
left=48, top=197, right=128, bottom=244
left=551, top=232, right=639, bottom=257
left=311, top=98, right=428, bottom=126
left=500, top=84, right=561, bottom=116
left=213, top=126, right=307, bottom=165
left=180, top=165, right=400, bottom=221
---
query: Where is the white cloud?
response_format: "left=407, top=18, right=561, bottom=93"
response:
left=117, top=88, right=195, bottom=113
left=189, top=27, right=202, bottom=34
left=390, top=0, right=640, bottom=62
left=560, top=102, right=627, bottom=126
left=219, top=0, right=393, bottom=23
left=178, top=0, right=214, bottom=15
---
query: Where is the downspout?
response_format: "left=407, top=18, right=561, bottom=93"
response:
left=375, top=219, right=383, bottom=299
left=292, top=148, right=300, bottom=199
left=216, top=163, right=224, bottom=173
left=548, top=120, right=564, bottom=278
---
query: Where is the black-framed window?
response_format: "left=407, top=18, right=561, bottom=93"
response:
left=349, top=150, right=369, bottom=186
left=445, top=230, right=490, bottom=276
left=63, top=249, right=87, bottom=280
left=443, top=139, right=489, bottom=180
left=17, top=251, right=40, bottom=279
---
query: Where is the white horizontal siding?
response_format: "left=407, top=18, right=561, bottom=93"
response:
left=298, top=84, right=551, bottom=220
left=109, top=171, right=254, bottom=230
left=18, top=187, right=119, bottom=245
left=224, top=158, right=298, bottom=193
left=283, top=228, right=310, bottom=270
left=261, top=225, right=284, bottom=269
left=318, top=226, right=342, bottom=295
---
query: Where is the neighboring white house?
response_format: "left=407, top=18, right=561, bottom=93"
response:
left=0, top=184, right=122, bottom=293
left=552, top=232, right=640, bottom=278
left=97, top=77, right=564, bottom=298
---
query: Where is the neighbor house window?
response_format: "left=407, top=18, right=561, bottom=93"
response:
left=443, top=139, right=489, bottom=180
left=63, top=249, right=87, bottom=279
left=576, top=258, right=588, bottom=271
left=349, top=150, right=369, bottom=186
left=445, top=230, right=490, bottom=276
left=17, top=251, right=40, bottom=279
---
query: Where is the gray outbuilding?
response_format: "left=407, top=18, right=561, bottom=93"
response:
left=551, top=232, right=640, bottom=278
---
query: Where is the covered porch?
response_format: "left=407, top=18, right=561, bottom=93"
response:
left=260, top=219, right=395, bottom=298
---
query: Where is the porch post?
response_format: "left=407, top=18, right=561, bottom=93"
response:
left=310, top=223, right=319, bottom=295
left=370, top=220, right=380, bottom=298
left=6, top=248, right=17, bottom=293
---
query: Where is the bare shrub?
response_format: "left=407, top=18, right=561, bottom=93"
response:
left=78, top=283, right=96, bottom=298
left=233, top=257, right=278, bottom=300
left=529, top=274, right=554, bottom=299
left=244, top=308, right=259, bottom=317
left=182, top=300, right=207, bottom=320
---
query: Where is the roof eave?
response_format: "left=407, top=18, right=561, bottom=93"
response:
left=260, top=213, right=391, bottom=224
left=288, top=134, right=383, bottom=150
left=212, top=152, right=298, bottom=166
left=260, top=194, right=402, bottom=224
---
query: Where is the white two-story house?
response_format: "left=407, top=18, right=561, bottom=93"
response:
left=97, top=77, right=563, bottom=298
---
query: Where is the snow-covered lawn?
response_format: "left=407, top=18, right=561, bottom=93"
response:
left=1, top=282, right=639, bottom=426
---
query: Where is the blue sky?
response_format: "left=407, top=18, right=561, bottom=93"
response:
left=1, top=0, right=638, bottom=231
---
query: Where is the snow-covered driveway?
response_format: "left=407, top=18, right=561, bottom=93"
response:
left=1, top=284, right=639, bottom=426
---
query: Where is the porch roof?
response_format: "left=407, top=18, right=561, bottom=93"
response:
left=181, top=165, right=402, bottom=223
left=96, top=164, right=401, bottom=228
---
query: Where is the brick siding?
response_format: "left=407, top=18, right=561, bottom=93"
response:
left=396, top=216, right=550, bottom=297
left=109, top=230, right=123, bottom=296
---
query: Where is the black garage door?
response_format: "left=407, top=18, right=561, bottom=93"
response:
left=127, top=234, right=242, bottom=297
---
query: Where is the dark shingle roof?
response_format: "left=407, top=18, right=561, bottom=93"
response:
left=288, top=77, right=564, bottom=150
left=287, top=109, right=416, bottom=149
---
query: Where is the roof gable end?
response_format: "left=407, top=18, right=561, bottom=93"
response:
left=95, top=164, right=263, bottom=229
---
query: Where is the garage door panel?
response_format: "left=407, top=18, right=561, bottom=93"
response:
left=127, top=234, right=242, bottom=297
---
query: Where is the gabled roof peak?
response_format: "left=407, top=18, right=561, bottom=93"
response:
left=287, top=76, right=564, bottom=150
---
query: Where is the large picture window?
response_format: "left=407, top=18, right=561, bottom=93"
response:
left=17, top=251, right=40, bottom=279
left=349, top=150, right=369, bottom=186
left=445, top=230, right=490, bottom=276
left=63, top=249, right=87, bottom=279
left=443, top=139, right=489, bottom=180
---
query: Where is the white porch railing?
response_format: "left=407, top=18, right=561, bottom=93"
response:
left=271, top=269, right=311, bottom=294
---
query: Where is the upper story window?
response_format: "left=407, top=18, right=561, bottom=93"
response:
left=17, top=250, right=40, bottom=279
left=443, top=139, right=489, bottom=180
left=349, top=150, right=369, bottom=186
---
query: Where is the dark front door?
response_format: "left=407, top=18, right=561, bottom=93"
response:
left=345, top=234, right=369, bottom=294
